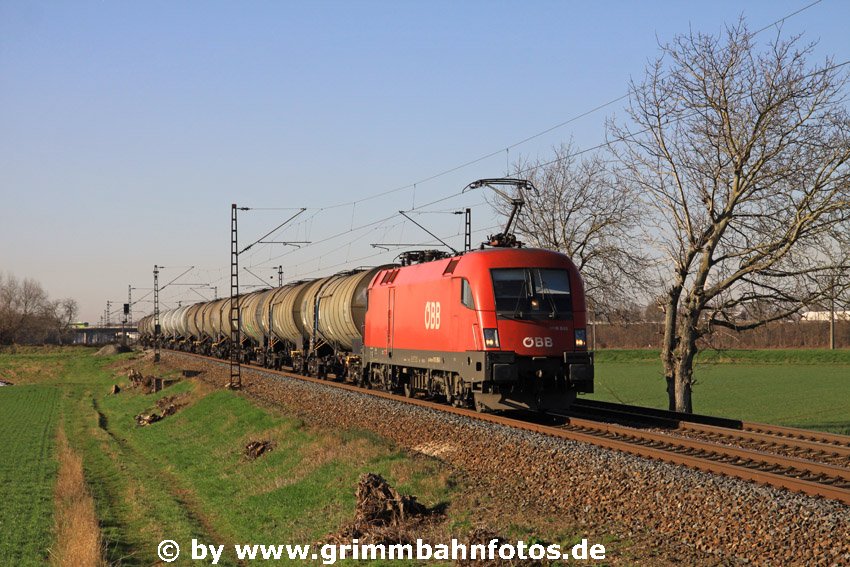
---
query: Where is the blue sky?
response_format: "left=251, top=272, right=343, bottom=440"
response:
left=1, top=0, right=848, bottom=322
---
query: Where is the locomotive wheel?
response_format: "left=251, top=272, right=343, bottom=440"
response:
left=370, top=365, right=385, bottom=390
left=446, top=374, right=461, bottom=406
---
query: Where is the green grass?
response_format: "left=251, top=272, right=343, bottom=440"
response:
left=1, top=347, right=461, bottom=566
left=0, top=346, right=77, bottom=384
left=0, top=385, right=61, bottom=566
left=594, top=348, right=850, bottom=365
left=2, top=346, right=847, bottom=566
left=590, top=349, right=850, bottom=434
left=98, top=384, right=447, bottom=543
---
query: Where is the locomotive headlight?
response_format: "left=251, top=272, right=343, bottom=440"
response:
left=483, top=328, right=500, bottom=348
left=574, top=328, right=587, bottom=349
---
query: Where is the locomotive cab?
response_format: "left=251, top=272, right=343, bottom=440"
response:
left=478, top=265, right=594, bottom=411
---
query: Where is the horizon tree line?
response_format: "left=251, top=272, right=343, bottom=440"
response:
left=0, top=272, right=78, bottom=345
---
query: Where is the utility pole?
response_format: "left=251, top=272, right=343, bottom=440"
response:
left=278, top=265, right=283, bottom=287
left=122, top=301, right=129, bottom=346
left=153, top=265, right=160, bottom=363
left=106, top=301, right=112, bottom=327
left=127, top=285, right=133, bottom=325
left=464, top=208, right=472, bottom=252
left=228, top=204, right=306, bottom=389
left=230, top=204, right=241, bottom=389
left=591, top=309, right=597, bottom=351
left=830, top=295, right=836, bottom=351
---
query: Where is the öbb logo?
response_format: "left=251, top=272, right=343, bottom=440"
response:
left=523, top=336, right=553, bottom=348
left=424, top=301, right=441, bottom=330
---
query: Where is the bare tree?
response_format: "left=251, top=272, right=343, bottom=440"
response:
left=609, top=20, right=850, bottom=412
left=54, top=298, right=79, bottom=343
left=0, top=273, right=19, bottom=342
left=804, top=234, right=850, bottom=348
left=0, top=272, right=77, bottom=344
left=495, top=143, right=649, bottom=318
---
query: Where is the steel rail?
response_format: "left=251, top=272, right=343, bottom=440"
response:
left=163, top=350, right=850, bottom=506
left=548, top=415, right=850, bottom=485
left=569, top=401, right=850, bottom=459
left=678, top=423, right=850, bottom=459
left=574, top=399, right=850, bottom=449
left=742, top=422, right=850, bottom=448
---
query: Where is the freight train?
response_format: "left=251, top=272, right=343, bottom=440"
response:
left=138, top=180, right=594, bottom=412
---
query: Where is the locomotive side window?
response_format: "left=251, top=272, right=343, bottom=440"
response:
left=461, top=278, right=474, bottom=309
left=491, top=268, right=571, bottom=319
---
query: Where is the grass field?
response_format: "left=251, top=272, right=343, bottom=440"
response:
left=591, top=349, right=850, bottom=434
left=1, top=346, right=848, bottom=565
left=94, top=379, right=456, bottom=564
left=51, top=349, right=469, bottom=566
left=0, top=348, right=490, bottom=566
left=0, top=385, right=61, bottom=566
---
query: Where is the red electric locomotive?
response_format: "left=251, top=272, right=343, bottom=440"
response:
left=362, top=246, right=593, bottom=412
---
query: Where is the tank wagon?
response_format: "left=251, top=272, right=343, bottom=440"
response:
left=139, top=247, right=593, bottom=412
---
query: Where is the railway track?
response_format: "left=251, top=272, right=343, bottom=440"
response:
left=163, top=350, right=850, bottom=506
left=569, top=399, right=850, bottom=468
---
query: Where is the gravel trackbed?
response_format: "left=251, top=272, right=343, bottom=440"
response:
left=163, top=352, right=850, bottom=566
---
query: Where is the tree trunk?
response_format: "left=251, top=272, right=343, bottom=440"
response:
left=674, top=344, right=696, bottom=414
left=661, top=286, right=682, bottom=411
left=672, top=310, right=700, bottom=413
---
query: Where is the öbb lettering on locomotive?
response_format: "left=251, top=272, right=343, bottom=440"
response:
left=424, top=301, right=441, bottom=330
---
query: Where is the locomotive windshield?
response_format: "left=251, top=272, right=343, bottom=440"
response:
left=491, top=268, right=572, bottom=319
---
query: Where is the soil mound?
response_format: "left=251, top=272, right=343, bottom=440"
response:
left=354, top=473, right=428, bottom=527
left=95, top=344, right=132, bottom=356
left=156, top=394, right=187, bottom=417
left=326, top=473, right=433, bottom=545
left=134, top=413, right=161, bottom=426
left=244, top=440, right=275, bottom=460
left=127, top=369, right=166, bottom=394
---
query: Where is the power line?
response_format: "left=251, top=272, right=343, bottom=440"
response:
left=245, top=0, right=830, bottom=264
left=289, top=223, right=502, bottom=279
left=171, top=0, right=829, bottom=293
left=518, top=57, right=850, bottom=175
left=282, top=0, right=825, bottom=215
left=753, top=0, right=822, bottom=35
left=163, top=35, right=842, bottom=309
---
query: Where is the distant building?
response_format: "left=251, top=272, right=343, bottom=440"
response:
left=801, top=311, right=850, bottom=322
